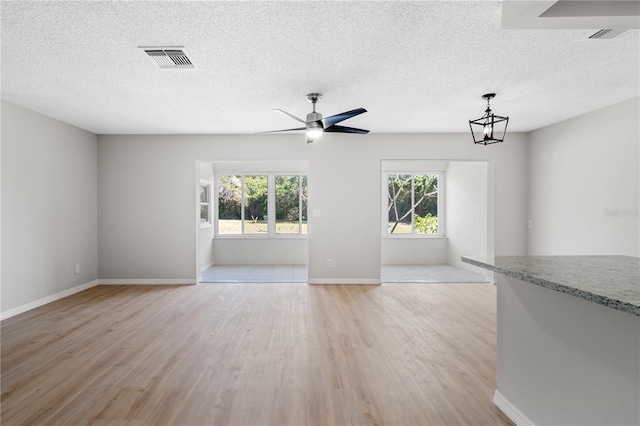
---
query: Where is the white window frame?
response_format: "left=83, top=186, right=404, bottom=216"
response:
left=274, top=174, right=308, bottom=236
left=214, top=172, right=308, bottom=238
left=382, top=170, right=446, bottom=238
left=200, top=179, right=212, bottom=229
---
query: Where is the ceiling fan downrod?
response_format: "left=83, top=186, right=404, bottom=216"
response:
left=307, top=93, right=322, bottom=113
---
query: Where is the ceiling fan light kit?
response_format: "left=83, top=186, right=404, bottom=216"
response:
left=260, top=93, right=369, bottom=143
left=305, top=93, right=325, bottom=140
left=469, top=93, right=509, bottom=145
left=306, top=121, right=324, bottom=139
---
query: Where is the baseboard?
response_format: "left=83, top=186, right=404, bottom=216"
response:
left=308, top=278, right=381, bottom=285
left=99, top=279, right=196, bottom=285
left=1, top=280, right=99, bottom=321
left=493, top=390, right=535, bottom=426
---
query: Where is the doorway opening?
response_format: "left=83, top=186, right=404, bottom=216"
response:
left=380, top=160, right=494, bottom=284
left=196, top=160, right=309, bottom=283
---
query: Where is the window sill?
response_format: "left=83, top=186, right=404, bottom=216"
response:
left=382, top=235, right=448, bottom=239
left=200, top=223, right=212, bottom=229
left=214, top=235, right=308, bottom=240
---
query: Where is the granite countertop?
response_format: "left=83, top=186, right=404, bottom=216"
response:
left=462, top=255, right=640, bottom=317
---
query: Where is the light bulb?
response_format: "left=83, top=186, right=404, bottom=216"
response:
left=306, top=129, right=323, bottom=139
left=306, top=127, right=323, bottom=139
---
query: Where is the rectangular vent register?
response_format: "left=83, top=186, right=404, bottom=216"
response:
left=140, top=47, right=195, bottom=69
left=588, top=29, right=629, bottom=39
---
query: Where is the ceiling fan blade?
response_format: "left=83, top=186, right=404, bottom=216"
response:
left=322, top=108, right=367, bottom=128
left=324, top=125, right=369, bottom=134
left=257, top=127, right=306, bottom=134
left=274, top=109, right=307, bottom=124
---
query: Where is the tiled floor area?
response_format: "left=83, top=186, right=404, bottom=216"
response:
left=201, top=264, right=491, bottom=283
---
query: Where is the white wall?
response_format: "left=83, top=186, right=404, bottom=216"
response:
left=381, top=239, right=448, bottom=265
left=98, top=132, right=528, bottom=283
left=1, top=100, right=98, bottom=313
left=212, top=238, right=307, bottom=265
left=446, top=161, right=490, bottom=275
left=527, top=97, right=639, bottom=256
left=198, top=162, right=214, bottom=273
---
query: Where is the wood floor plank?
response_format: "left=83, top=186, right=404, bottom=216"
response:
left=1, top=283, right=512, bottom=425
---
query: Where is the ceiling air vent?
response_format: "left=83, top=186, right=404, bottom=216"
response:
left=588, top=29, right=628, bottom=39
left=140, top=47, right=195, bottom=69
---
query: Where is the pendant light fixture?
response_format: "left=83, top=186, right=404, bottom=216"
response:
left=469, top=93, right=509, bottom=145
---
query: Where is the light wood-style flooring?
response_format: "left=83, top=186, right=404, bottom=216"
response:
left=1, top=283, right=512, bottom=425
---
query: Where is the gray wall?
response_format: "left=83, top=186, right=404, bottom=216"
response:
left=212, top=238, right=308, bottom=266
left=97, top=132, right=528, bottom=283
left=381, top=238, right=448, bottom=265
left=527, top=97, right=639, bottom=256
left=1, top=100, right=98, bottom=312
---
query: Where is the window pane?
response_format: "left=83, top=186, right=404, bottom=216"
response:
left=200, top=185, right=208, bottom=203
left=200, top=204, right=209, bottom=222
left=218, top=175, right=242, bottom=234
left=388, top=175, right=412, bottom=233
left=276, top=175, right=300, bottom=234
left=414, top=174, right=438, bottom=234
left=301, top=175, right=308, bottom=235
left=243, top=175, right=268, bottom=234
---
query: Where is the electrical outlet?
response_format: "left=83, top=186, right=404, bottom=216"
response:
left=527, top=220, right=533, bottom=229
left=75, top=265, right=80, bottom=275
left=90, top=273, right=95, bottom=280
left=327, top=259, right=333, bottom=268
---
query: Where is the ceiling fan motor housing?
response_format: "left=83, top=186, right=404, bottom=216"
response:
left=306, top=112, right=323, bottom=129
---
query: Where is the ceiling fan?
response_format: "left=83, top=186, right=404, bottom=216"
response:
left=260, top=93, right=369, bottom=143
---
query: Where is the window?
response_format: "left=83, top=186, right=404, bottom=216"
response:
left=200, top=179, right=212, bottom=228
left=276, top=175, right=307, bottom=234
left=385, top=171, right=444, bottom=237
left=217, top=175, right=242, bottom=234
left=243, top=175, right=269, bottom=234
left=216, top=173, right=307, bottom=236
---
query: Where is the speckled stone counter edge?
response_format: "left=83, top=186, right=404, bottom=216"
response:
left=462, top=257, right=640, bottom=317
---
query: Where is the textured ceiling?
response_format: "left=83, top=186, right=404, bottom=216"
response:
left=1, top=1, right=638, bottom=134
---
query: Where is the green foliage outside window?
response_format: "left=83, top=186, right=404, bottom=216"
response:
left=388, top=173, right=439, bottom=234
left=218, top=175, right=241, bottom=220
left=218, top=174, right=307, bottom=235
left=275, top=175, right=308, bottom=234
left=243, top=175, right=268, bottom=221
left=414, top=213, right=438, bottom=234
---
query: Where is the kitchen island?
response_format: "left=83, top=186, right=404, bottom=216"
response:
left=462, top=255, right=640, bottom=426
